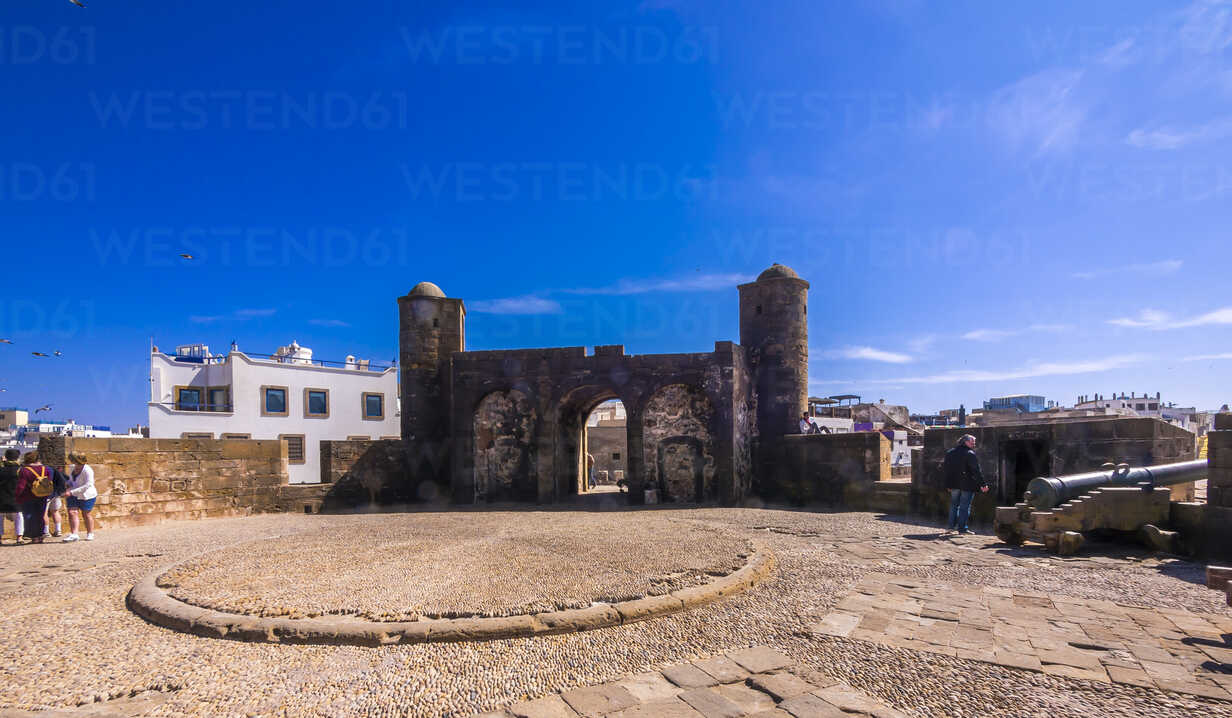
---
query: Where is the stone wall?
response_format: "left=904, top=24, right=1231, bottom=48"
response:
left=318, top=439, right=424, bottom=509
left=472, top=390, right=537, bottom=501
left=760, top=432, right=890, bottom=505
left=914, top=418, right=1197, bottom=522
left=642, top=384, right=716, bottom=502
left=37, top=435, right=287, bottom=529
left=1203, top=413, right=1232, bottom=559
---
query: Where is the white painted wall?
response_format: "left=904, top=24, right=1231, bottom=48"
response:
left=148, top=351, right=400, bottom=484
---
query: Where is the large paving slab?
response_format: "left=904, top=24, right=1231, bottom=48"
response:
left=475, top=646, right=904, bottom=718
left=812, top=572, right=1232, bottom=699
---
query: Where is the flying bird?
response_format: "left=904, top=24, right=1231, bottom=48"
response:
left=54, top=351, right=63, bottom=357
left=36, top=405, right=52, bottom=414
left=69, top=0, right=85, bottom=7
left=31, top=352, right=49, bottom=357
left=0, top=339, right=12, bottom=344
left=180, top=253, right=194, bottom=260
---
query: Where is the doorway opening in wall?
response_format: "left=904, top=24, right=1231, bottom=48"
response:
left=582, top=399, right=627, bottom=495
left=1002, top=439, right=1051, bottom=503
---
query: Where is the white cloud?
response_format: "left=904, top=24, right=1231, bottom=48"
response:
left=1126, top=117, right=1232, bottom=150
left=1183, top=353, right=1232, bottom=361
left=986, top=69, right=1086, bottom=154
left=818, top=346, right=913, bottom=364
left=1071, top=259, right=1183, bottom=279
left=961, top=324, right=1072, bottom=342
left=871, top=354, right=1149, bottom=385
left=1107, top=308, right=1172, bottom=328
left=309, top=319, right=351, bottom=328
left=564, top=273, right=755, bottom=296
left=1108, top=306, right=1232, bottom=329
left=189, top=315, right=223, bottom=324
left=235, top=308, right=277, bottom=318
left=1178, top=306, right=1232, bottom=327
left=468, top=295, right=564, bottom=315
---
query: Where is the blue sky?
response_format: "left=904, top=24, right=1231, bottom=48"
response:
left=2, top=0, right=1230, bottom=429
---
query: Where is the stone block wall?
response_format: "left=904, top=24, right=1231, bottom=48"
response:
left=761, top=432, right=889, bottom=505
left=1208, top=414, right=1232, bottom=508
left=37, top=435, right=287, bottom=529
left=319, top=439, right=428, bottom=509
left=1202, top=414, right=1232, bottom=560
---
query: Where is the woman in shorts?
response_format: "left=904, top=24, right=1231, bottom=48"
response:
left=62, top=452, right=97, bottom=542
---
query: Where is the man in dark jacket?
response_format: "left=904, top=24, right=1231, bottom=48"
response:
left=943, top=434, right=989, bottom=534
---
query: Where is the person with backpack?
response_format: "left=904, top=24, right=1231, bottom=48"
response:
left=0, top=449, right=22, bottom=545
left=15, top=451, right=62, bottom=544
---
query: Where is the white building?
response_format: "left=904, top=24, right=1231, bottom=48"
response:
left=1074, top=392, right=1195, bottom=431
left=148, top=342, right=400, bottom=484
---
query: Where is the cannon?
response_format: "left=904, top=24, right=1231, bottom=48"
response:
left=996, top=459, right=1207, bottom=555
left=1024, top=459, right=1207, bottom=510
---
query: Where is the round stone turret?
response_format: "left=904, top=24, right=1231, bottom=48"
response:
left=398, top=282, right=465, bottom=447
left=409, top=281, right=446, bottom=298
left=757, top=263, right=800, bottom=281
left=738, top=265, right=810, bottom=444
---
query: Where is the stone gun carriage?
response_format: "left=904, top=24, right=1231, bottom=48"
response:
left=994, top=459, right=1207, bottom=555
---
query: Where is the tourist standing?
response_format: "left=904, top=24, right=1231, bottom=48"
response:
left=943, top=434, right=988, bottom=535
left=0, top=449, right=22, bottom=545
left=15, top=452, right=57, bottom=544
left=586, top=453, right=596, bottom=490
left=62, top=452, right=97, bottom=542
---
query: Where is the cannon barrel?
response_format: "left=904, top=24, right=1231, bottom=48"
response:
left=1024, top=459, right=1207, bottom=510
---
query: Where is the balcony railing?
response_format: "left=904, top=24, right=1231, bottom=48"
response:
left=166, top=351, right=394, bottom=371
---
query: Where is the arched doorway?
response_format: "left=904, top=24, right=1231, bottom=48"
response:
left=582, top=399, right=627, bottom=495
left=473, top=389, right=537, bottom=502
left=556, top=386, right=629, bottom=500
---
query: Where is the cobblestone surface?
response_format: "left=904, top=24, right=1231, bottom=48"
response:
left=158, top=512, right=750, bottom=620
left=0, top=508, right=1228, bottom=717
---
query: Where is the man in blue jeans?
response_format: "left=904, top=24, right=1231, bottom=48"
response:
left=943, top=434, right=989, bottom=534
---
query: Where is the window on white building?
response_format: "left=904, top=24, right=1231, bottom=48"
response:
left=181, top=432, right=213, bottom=439
left=362, top=392, right=385, bottom=420
left=221, top=433, right=251, bottom=440
left=262, top=386, right=289, bottom=417
left=207, top=386, right=230, bottom=412
left=175, top=386, right=203, bottom=411
left=305, top=388, right=329, bottom=418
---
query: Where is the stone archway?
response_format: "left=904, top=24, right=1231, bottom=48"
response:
left=473, top=389, right=537, bottom=502
left=642, top=384, right=716, bottom=502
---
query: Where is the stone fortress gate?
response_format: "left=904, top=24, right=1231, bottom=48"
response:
left=397, top=264, right=810, bottom=505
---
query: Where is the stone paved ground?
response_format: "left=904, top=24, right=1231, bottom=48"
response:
left=813, top=573, right=1232, bottom=698
left=474, top=645, right=907, bottom=718
left=0, top=507, right=1230, bottom=717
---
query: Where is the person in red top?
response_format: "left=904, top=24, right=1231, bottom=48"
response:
left=14, top=451, right=64, bottom=544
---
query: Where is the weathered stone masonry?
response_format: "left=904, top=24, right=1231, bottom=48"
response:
left=397, top=265, right=810, bottom=505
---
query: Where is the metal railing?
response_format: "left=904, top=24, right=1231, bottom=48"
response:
left=166, top=351, right=394, bottom=371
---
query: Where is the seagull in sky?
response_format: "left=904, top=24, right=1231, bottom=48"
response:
left=35, top=405, right=52, bottom=414
left=69, top=0, right=86, bottom=7
left=0, top=339, right=12, bottom=344
left=31, top=352, right=49, bottom=357
left=53, top=351, right=63, bottom=357
left=180, top=253, right=194, bottom=260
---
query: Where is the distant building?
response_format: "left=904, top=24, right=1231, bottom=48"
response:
left=984, top=394, right=1046, bottom=413
left=0, top=407, right=29, bottom=429
left=1073, top=392, right=1197, bottom=431
left=148, top=341, right=400, bottom=484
